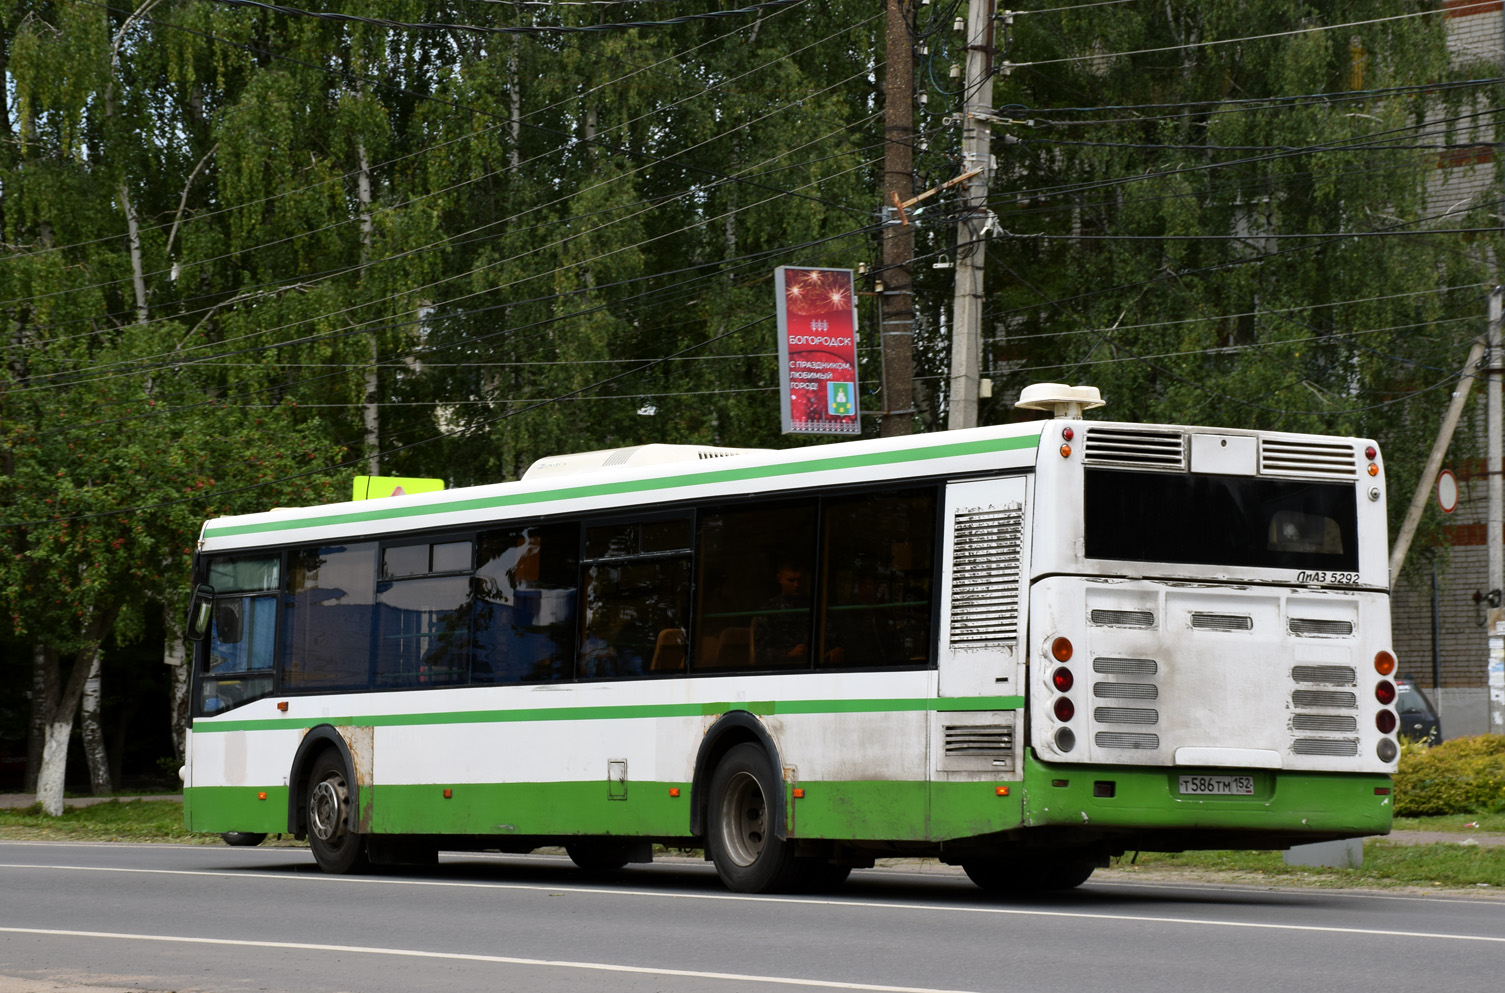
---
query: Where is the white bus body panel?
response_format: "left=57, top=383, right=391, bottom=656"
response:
left=1029, top=577, right=1394, bottom=774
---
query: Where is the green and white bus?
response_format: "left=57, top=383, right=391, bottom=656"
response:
left=182, top=384, right=1398, bottom=892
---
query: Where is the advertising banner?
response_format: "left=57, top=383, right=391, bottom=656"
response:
left=775, top=266, right=860, bottom=436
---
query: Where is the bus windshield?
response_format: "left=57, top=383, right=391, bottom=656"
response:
left=1084, top=468, right=1358, bottom=572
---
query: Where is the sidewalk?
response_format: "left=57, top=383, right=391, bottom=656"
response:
left=0, top=793, right=182, bottom=810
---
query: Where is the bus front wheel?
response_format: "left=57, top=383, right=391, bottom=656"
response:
left=306, top=752, right=368, bottom=874
left=706, top=743, right=801, bottom=893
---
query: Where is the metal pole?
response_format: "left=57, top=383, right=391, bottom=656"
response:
left=946, top=0, right=996, bottom=431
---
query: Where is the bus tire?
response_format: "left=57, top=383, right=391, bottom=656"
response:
left=706, top=742, right=800, bottom=893
left=565, top=841, right=633, bottom=873
left=306, top=751, right=368, bottom=874
left=963, top=855, right=1095, bottom=892
left=221, top=832, right=267, bottom=847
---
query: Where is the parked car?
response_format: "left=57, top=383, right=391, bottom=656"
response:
left=1394, top=675, right=1442, bottom=746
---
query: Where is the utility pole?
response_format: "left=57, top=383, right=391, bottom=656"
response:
left=1489, top=287, right=1505, bottom=732
left=947, top=0, right=997, bottom=431
left=879, top=0, right=915, bottom=438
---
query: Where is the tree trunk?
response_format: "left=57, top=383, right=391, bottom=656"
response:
left=164, top=602, right=190, bottom=767
left=80, top=651, right=112, bottom=795
left=358, top=140, right=379, bottom=476
left=37, top=722, right=72, bottom=816
left=34, top=606, right=121, bottom=816
left=24, top=644, right=57, bottom=793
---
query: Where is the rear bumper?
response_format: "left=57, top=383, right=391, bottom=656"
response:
left=1021, top=751, right=1393, bottom=849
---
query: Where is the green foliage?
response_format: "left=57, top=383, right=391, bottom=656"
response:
left=1394, top=735, right=1505, bottom=817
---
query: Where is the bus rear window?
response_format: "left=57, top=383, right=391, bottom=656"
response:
left=1084, top=469, right=1358, bottom=572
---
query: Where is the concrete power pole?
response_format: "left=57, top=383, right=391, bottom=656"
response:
left=879, top=0, right=915, bottom=438
left=946, top=0, right=997, bottom=431
left=1489, top=287, right=1505, bottom=732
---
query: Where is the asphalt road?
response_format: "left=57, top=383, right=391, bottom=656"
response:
left=1, top=842, right=1502, bottom=993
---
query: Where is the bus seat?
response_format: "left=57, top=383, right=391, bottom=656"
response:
left=715, top=626, right=752, bottom=667
left=650, top=628, right=686, bottom=672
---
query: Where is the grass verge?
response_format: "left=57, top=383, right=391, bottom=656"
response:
left=0, top=800, right=217, bottom=844
left=1109, top=841, right=1505, bottom=891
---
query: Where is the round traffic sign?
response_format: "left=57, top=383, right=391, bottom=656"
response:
left=1437, top=469, right=1458, bottom=513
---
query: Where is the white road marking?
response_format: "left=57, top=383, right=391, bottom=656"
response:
left=0, top=926, right=977, bottom=993
left=2, top=861, right=1503, bottom=944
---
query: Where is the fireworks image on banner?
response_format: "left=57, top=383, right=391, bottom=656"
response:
left=783, top=268, right=851, bottom=316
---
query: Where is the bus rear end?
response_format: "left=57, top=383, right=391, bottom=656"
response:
left=1023, top=421, right=1396, bottom=852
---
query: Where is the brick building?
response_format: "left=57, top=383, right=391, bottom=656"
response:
left=1388, top=1, right=1501, bottom=738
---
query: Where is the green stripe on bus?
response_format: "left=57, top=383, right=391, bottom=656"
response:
left=182, top=780, right=1024, bottom=841
left=190, top=695, right=1027, bottom=734
left=203, top=433, right=1041, bottom=538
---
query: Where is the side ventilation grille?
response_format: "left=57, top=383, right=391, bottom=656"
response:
left=949, top=506, right=1024, bottom=645
left=936, top=712, right=1018, bottom=773
left=944, top=724, right=1015, bottom=756
left=1292, top=665, right=1356, bottom=685
left=1261, top=439, right=1357, bottom=478
left=1083, top=428, right=1187, bottom=469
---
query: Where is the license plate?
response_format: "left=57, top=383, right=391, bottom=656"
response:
left=1178, top=774, right=1254, bottom=796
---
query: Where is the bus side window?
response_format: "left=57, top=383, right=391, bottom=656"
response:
left=693, top=500, right=817, bottom=671
left=817, top=489, right=937, bottom=668
left=473, top=523, right=579, bottom=684
left=281, top=543, right=379, bottom=691
left=196, top=555, right=279, bottom=715
left=580, top=517, right=692, bottom=679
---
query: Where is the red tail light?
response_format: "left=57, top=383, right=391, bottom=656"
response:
left=1376, top=710, right=1397, bottom=734
left=1052, top=667, right=1074, bottom=692
left=1053, top=697, right=1075, bottom=722
left=1375, top=680, right=1396, bottom=706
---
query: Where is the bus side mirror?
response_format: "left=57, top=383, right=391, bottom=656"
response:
left=186, top=585, right=215, bottom=642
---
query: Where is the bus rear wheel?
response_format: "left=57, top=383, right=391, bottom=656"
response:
left=707, top=743, right=801, bottom=893
left=306, top=752, right=368, bottom=874
left=963, top=854, right=1095, bottom=892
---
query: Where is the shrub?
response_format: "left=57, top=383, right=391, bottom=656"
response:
left=1392, top=734, right=1505, bottom=817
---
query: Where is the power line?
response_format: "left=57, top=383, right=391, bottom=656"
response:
left=205, top=0, right=806, bottom=34
left=1013, top=4, right=1489, bottom=68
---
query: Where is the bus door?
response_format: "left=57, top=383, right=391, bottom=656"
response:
left=936, top=476, right=1032, bottom=701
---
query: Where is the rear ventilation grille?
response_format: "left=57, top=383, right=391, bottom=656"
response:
left=1191, top=612, right=1252, bottom=631
left=1292, top=665, right=1356, bottom=685
left=1093, top=681, right=1158, bottom=700
left=1292, top=738, right=1359, bottom=757
left=948, top=506, right=1024, bottom=646
left=1083, top=427, right=1187, bottom=469
left=1293, top=689, right=1357, bottom=709
left=1292, top=714, right=1358, bottom=733
left=1095, top=707, right=1159, bottom=725
left=1094, top=657, right=1158, bottom=675
left=1261, top=439, right=1358, bottom=478
left=1090, top=609, right=1155, bottom=628
left=1289, top=618, right=1354, bottom=637
left=1096, top=732, right=1160, bottom=750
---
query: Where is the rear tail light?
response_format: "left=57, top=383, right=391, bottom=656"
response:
left=1375, top=680, right=1396, bottom=705
left=1376, top=710, right=1396, bottom=734
left=1054, top=697, right=1075, bottom=722
left=1051, top=637, right=1073, bottom=662
left=1374, top=651, right=1396, bottom=676
left=1054, top=728, right=1076, bottom=752
left=1052, top=667, right=1074, bottom=692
